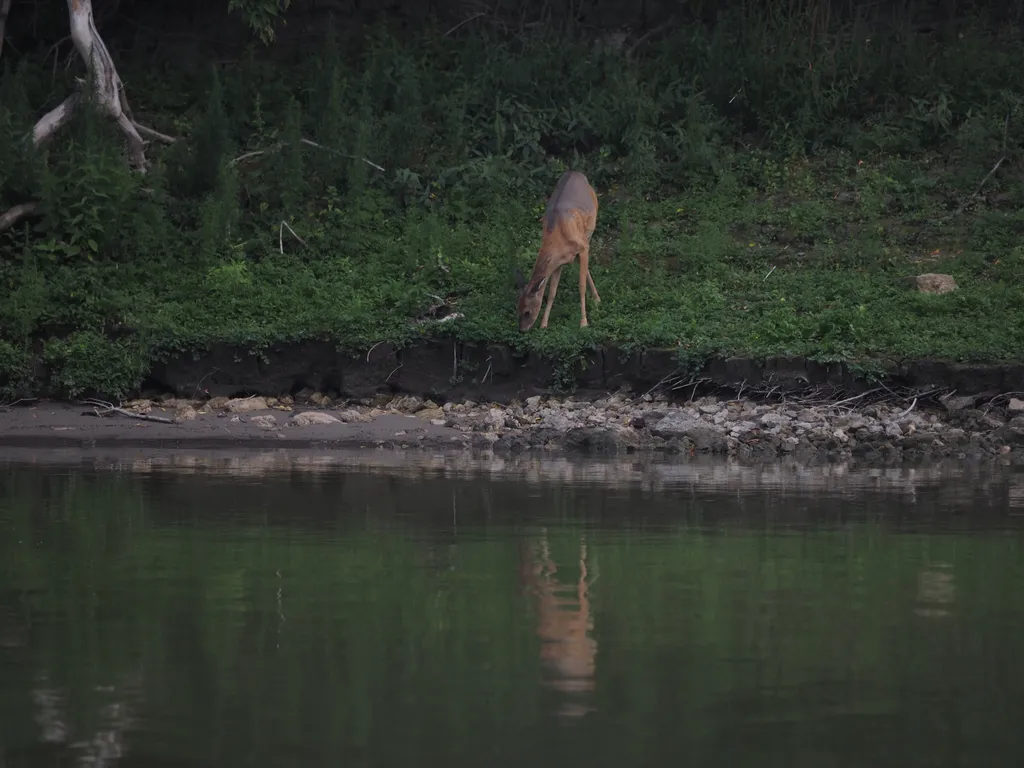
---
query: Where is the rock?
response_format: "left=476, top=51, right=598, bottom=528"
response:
left=541, top=411, right=573, bottom=431
left=416, top=407, right=445, bottom=421
left=250, top=414, right=278, bottom=430
left=173, top=405, right=198, bottom=423
left=225, top=397, right=268, bottom=413
left=337, top=408, right=372, bottom=423
left=650, top=413, right=728, bottom=452
left=390, top=395, right=423, bottom=413
left=884, top=422, right=904, bottom=438
left=125, top=399, right=153, bottom=414
left=941, top=394, right=977, bottom=413
left=1009, top=398, right=1024, bottom=413
left=291, top=411, right=340, bottom=426
left=309, top=392, right=332, bottom=406
left=908, top=273, right=958, bottom=294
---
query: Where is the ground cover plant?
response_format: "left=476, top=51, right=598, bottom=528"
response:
left=1, top=0, right=1023, bottom=399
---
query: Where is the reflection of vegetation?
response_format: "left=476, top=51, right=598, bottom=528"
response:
left=1, top=3, right=1024, bottom=398
left=1, top=466, right=1023, bottom=763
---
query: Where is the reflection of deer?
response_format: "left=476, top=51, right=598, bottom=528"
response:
left=519, top=530, right=597, bottom=718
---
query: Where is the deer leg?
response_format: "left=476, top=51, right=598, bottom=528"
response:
left=540, top=265, right=563, bottom=329
left=578, top=246, right=591, bottom=327
left=587, top=271, right=601, bottom=304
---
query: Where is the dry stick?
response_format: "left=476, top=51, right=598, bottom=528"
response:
left=829, top=387, right=883, bottom=410
left=444, top=12, right=486, bottom=36
left=134, top=122, right=177, bottom=144
left=230, top=138, right=384, bottom=173
left=278, top=221, right=307, bottom=254
left=953, top=112, right=1011, bottom=218
left=81, top=400, right=175, bottom=424
left=895, top=397, right=917, bottom=420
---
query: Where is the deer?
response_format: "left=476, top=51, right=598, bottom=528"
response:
left=518, top=530, right=598, bottom=718
left=515, top=170, right=601, bottom=331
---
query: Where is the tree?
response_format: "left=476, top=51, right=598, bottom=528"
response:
left=0, top=0, right=292, bottom=233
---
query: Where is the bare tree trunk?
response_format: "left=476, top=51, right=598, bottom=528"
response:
left=0, top=0, right=12, bottom=60
left=0, top=0, right=178, bottom=234
left=66, top=0, right=148, bottom=167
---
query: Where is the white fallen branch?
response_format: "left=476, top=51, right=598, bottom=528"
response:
left=80, top=399, right=175, bottom=424
left=278, top=220, right=307, bottom=254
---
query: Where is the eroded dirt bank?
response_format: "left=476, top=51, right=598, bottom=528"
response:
left=3, top=390, right=1023, bottom=464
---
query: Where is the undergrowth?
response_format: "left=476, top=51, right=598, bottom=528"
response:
left=1, top=3, right=1024, bottom=399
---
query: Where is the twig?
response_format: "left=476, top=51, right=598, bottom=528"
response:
left=278, top=220, right=307, bottom=254
left=80, top=399, right=175, bottom=424
left=366, top=341, right=385, bottom=363
left=895, top=398, right=917, bottom=420
left=230, top=138, right=384, bottom=172
left=953, top=112, right=1010, bottom=217
left=444, top=12, right=485, bottom=36
left=191, top=367, right=221, bottom=402
left=829, top=387, right=882, bottom=410
left=763, top=265, right=777, bottom=282
left=625, top=18, right=674, bottom=59
left=0, top=201, right=40, bottom=233
left=0, top=396, right=38, bottom=411
left=299, top=138, right=385, bottom=172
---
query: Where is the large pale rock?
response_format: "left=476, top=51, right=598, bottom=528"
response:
left=225, top=397, right=268, bottom=413
left=908, top=273, right=958, bottom=294
left=291, top=411, right=340, bottom=426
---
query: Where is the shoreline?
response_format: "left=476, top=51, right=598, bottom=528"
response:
left=3, top=389, right=1023, bottom=465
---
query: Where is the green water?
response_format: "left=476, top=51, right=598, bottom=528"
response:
left=1, top=451, right=1023, bottom=767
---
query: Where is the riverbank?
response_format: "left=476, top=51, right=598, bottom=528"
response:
left=2, top=11, right=1023, bottom=402
left=4, top=390, right=1023, bottom=464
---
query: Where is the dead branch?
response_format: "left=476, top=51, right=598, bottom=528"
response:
left=0, top=201, right=41, bottom=233
left=80, top=399, right=175, bottom=424
left=0, top=0, right=12, bottom=60
left=278, top=220, right=307, bottom=254
left=953, top=112, right=1010, bottom=217
left=444, top=12, right=486, bottom=37
left=133, top=122, right=177, bottom=144
left=230, top=138, right=384, bottom=172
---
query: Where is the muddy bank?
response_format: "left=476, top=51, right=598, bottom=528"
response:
left=3, top=391, right=1024, bottom=463
left=136, top=341, right=1024, bottom=403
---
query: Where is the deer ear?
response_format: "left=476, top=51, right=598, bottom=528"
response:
left=514, top=267, right=527, bottom=292
left=530, top=276, right=548, bottom=295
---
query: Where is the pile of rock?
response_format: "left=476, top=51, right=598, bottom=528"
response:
left=416, top=393, right=1024, bottom=460
left=133, top=390, right=1024, bottom=461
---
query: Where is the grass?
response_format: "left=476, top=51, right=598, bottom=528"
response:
left=1, top=5, right=1023, bottom=399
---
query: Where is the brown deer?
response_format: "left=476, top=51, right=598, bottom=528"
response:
left=519, top=530, right=598, bottom=718
left=515, top=170, right=601, bottom=331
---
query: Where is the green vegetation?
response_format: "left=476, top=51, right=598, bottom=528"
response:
left=2, top=2, right=1024, bottom=399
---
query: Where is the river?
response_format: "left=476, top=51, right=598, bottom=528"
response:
left=2, top=449, right=1023, bottom=766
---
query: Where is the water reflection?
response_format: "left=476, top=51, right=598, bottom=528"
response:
left=914, top=563, right=956, bottom=619
left=519, top=531, right=597, bottom=719
left=2, top=452, right=1024, bottom=766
